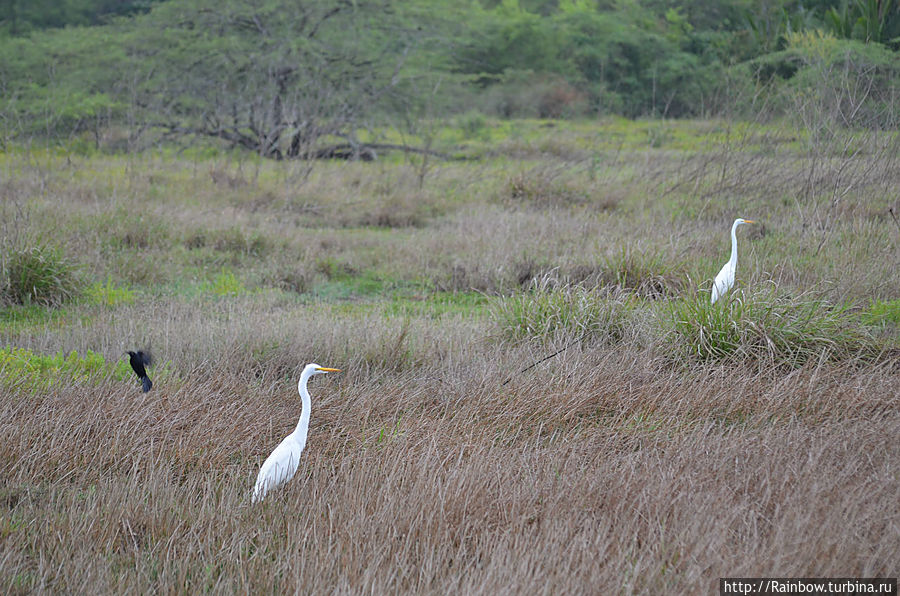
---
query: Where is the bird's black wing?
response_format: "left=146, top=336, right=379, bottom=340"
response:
left=127, top=351, right=146, bottom=378
left=137, top=350, right=152, bottom=367
left=127, top=350, right=154, bottom=392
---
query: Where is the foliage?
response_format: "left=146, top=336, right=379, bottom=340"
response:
left=786, top=31, right=900, bottom=130
left=3, top=0, right=899, bottom=145
left=728, top=30, right=900, bottom=127
left=2, top=246, right=83, bottom=307
left=453, top=2, right=722, bottom=117
left=0, top=25, right=130, bottom=141
left=0, top=0, right=158, bottom=35
left=824, top=0, right=900, bottom=45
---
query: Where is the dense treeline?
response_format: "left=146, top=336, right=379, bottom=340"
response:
left=0, top=0, right=160, bottom=34
left=1, top=0, right=898, bottom=154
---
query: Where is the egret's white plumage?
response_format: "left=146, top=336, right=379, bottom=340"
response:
left=252, top=363, right=340, bottom=503
left=711, top=218, right=755, bottom=304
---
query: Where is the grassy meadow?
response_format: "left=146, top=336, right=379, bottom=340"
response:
left=1, top=118, right=899, bottom=593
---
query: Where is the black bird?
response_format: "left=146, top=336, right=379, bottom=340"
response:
left=126, top=350, right=153, bottom=392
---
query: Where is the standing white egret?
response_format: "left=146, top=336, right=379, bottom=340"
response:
left=711, top=218, right=756, bottom=304
left=252, top=363, right=341, bottom=503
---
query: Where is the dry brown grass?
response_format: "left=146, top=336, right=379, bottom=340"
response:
left=2, top=120, right=900, bottom=592
left=2, top=337, right=898, bottom=592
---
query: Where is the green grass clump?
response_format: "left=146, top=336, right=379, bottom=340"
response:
left=86, top=277, right=135, bottom=307
left=385, top=291, right=488, bottom=319
left=2, top=246, right=83, bottom=307
left=0, top=347, right=129, bottom=391
left=862, top=299, right=900, bottom=327
left=666, top=291, right=882, bottom=367
left=596, top=247, right=687, bottom=299
left=491, top=281, right=634, bottom=344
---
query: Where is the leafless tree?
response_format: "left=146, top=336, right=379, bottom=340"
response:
left=132, top=0, right=416, bottom=162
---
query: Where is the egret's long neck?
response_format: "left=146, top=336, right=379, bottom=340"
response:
left=292, top=372, right=313, bottom=447
left=729, top=221, right=740, bottom=268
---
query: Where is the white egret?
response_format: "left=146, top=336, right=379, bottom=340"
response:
left=711, top=218, right=756, bottom=304
left=252, top=363, right=341, bottom=503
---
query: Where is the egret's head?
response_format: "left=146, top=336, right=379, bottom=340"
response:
left=735, top=218, right=756, bottom=226
left=304, top=363, right=341, bottom=377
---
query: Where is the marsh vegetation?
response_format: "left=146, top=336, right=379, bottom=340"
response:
left=1, top=118, right=899, bottom=592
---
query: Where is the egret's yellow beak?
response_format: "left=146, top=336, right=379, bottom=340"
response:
left=744, top=219, right=756, bottom=224
left=316, top=367, right=342, bottom=373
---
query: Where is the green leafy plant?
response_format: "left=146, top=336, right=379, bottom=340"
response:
left=207, top=269, right=245, bottom=297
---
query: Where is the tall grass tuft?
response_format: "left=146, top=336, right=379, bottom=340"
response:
left=490, top=276, right=635, bottom=344
left=666, top=290, right=883, bottom=367
left=2, top=245, right=83, bottom=307
left=596, top=246, right=687, bottom=299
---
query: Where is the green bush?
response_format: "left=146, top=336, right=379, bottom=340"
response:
left=666, top=291, right=883, bottom=367
left=2, top=246, right=83, bottom=307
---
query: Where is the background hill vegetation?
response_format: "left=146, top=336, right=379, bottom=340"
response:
left=2, top=0, right=899, bottom=153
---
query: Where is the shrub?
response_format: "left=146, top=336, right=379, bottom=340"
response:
left=260, top=263, right=312, bottom=295
left=2, top=246, right=83, bottom=307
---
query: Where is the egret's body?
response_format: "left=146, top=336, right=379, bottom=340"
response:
left=252, top=363, right=340, bottom=503
left=711, top=218, right=755, bottom=304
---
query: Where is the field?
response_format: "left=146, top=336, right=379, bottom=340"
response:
left=1, top=118, right=899, bottom=593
